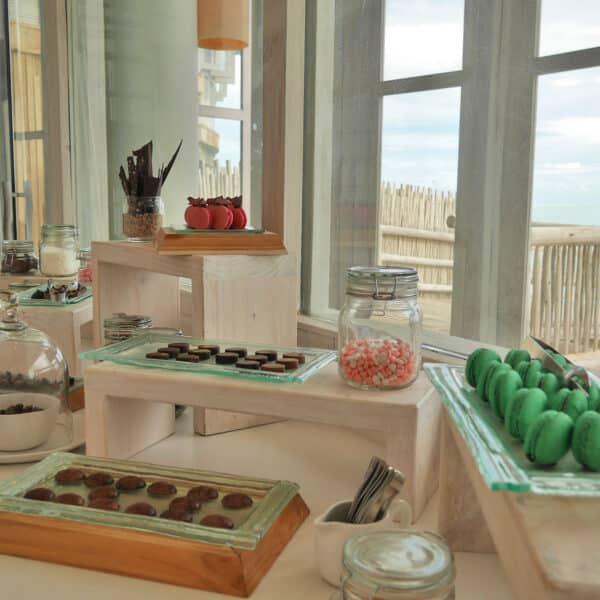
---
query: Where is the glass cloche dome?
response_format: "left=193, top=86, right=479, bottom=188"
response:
left=0, top=290, right=72, bottom=451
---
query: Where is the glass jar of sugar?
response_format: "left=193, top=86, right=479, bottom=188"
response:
left=39, top=225, right=80, bottom=277
left=338, top=266, right=422, bottom=391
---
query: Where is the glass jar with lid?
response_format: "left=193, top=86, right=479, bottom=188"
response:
left=338, top=266, right=422, bottom=390
left=1, top=240, right=39, bottom=274
left=331, top=531, right=455, bottom=600
left=103, top=313, right=153, bottom=345
left=0, top=290, right=72, bottom=451
left=123, top=196, right=164, bottom=242
left=39, top=225, right=80, bottom=277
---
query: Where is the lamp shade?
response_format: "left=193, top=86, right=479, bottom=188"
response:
left=198, top=0, right=249, bottom=50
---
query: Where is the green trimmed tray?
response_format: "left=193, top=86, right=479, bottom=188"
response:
left=81, top=333, right=337, bottom=383
left=425, top=363, right=600, bottom=495
left=18, top=284, right=92, bottom=306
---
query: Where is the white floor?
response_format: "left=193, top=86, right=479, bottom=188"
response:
left=0, top=413, right=514, bottom=599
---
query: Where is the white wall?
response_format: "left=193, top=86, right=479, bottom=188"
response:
left=103, top=0, right=199, bottom=236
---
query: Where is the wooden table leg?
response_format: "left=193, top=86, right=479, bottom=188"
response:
left=85, top=375, right=175, bottom=458
left=438, top=412, right=496, bottom=552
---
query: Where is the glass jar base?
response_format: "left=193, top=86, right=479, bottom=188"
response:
left=341, top=378, right=417, bottom=392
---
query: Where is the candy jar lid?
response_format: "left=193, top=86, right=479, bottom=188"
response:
left=0, top=290, right=72, bottom=451
left=342, top=531, right=455, bottom=598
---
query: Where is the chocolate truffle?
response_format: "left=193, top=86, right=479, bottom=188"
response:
left=89, top=498, right=120, bottom=511
left=222, top=493, right=253, bottom=509
left=125, top=502, right=157, bottom=516
left=85, top=472, right=114, bottom=488
left=88, top=486, right=119, bottom=501
left=55, top=468, right=85, bottom=485
left=187, top=485, right=219, bottom=502
left=24, top=487, right=55, bottom=502
left=147, top=481, right=177, bottom=497
left=170, top=496, right=202, bottom=512
left=160, top=509, right=193, bottom=522
left=200, top=514, right=235, bottom=529
left=116, top=475, right=146, bottom=491
left=54, top=493, right=85, bottom=506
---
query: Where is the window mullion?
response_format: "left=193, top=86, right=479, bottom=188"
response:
left=380, top=70, right=463, bottom=96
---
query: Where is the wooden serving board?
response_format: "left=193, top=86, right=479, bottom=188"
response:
left=0, top=494, right=308, bottom=597
left=154, top=227, right=287, bottom=256
left=0, top=453, right=309, bottom=596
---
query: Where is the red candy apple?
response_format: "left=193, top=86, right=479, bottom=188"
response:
left=185, top=197, right=212, bottom=229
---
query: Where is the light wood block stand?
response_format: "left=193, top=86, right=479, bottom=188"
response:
left=91, top=241, right=297, bottom=435
left=84, top=363, right=440, bottom=520
left=438, top=411, right=600, bottom=599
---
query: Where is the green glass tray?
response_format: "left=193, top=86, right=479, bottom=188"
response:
left=173, top=226, right=264, bottom=234
left=80, top=333, right=337, bottom=383
left=425, top=363, right=600, bottom=495
left=18, top=284, right=93, bottom=306
left=0, top=452, right=300, bottom=549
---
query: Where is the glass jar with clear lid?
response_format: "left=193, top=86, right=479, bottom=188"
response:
left=331, top=531, right=455, bottom=600
left=1, top=240, right=39, bottom=274
left=338, top=266, right=422, bottom=390
left=39, top=225, right=80, bottom=277
left=0, top=290, right=72, bottom=451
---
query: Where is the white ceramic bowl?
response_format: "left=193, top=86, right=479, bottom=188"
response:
left=0, top=393, right=60, bottom=451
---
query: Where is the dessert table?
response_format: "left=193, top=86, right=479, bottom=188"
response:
left=0, top=416, right=513, bottom=599
left=84, top=362, right=441, bottom=520
left=438, top=411, right=600, bottom=599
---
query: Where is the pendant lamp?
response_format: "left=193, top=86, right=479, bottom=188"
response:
left=197, top=0, right=249, bottom=50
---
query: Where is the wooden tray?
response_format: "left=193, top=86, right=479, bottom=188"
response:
left=0, top=453, right=309, bottom=596
left=155, top=227, right=287, bottom=256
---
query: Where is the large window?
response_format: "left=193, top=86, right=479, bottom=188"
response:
left=303, top=0, right=600, bottom=353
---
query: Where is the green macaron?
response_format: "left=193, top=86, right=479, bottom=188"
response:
left=490, top=370, right=522, bottom=420
left=548, top=388, right=588, bottom=423
left=465, top=348, right=501, bottom=388
left=504, top=349, right=531, bottom=369
left=550, top=352, right=569, bottom=369
left=483, top=362, right=512, bottom=404
left=572, top=411, right=600, bottom=471
left=539, top=372, right=560, bottom=397
left=505, top=388, right=548, bottom=441
left=587, top=383, right=600, bottom=412
left=524, top=360, right=544, bottom=388
left=524, top=410, right=574, bottom=466
left=515, top=360, right=530, bottom=381
left=476, top=359, right=501, bottom=401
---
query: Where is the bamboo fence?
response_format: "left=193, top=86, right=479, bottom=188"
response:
left=199, top=159, right=241, bottom=198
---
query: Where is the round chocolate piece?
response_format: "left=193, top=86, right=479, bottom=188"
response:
left=88, top=486, right=119, bottom=501
left=54, top=493, right=85, bottom=506
left=215, top=352, right=238, bottom=365
left=85, top=471, right=114, bottom=488
left=125, top=502, right=157, bottom=516
left=176, top=353, right=200, bottom=363
left=146, top=352, right=170, bottom=360
left=188, top=486, right=219, bottom=502
left=170, top=496, right=202, bottom=512
left=236, top=359, right=260, bottom=370
left=197, top=344, right=220, bottom=355
left=147, top=481, right=177, bottom=497
left=89, top=498, right=120, bottom=511
left=24, top=487, right=55, bottom=502
left=225, top=347, right=247, bottom=358
left=188, top=348, right=211, bottom=361
left=157, top=347, right=180, bottom=358
left=282, top=352, right=306, bottom=365
left=168, top=342, right=190, bottom=352
left=256, top=350, right=277, bottom=361
left=276, top=358, right=299, bottom=370
left=261, top=363, right=286, bottom=373
left=116, top=475, right=146, bottom=491
left=246, top=354, right=268, bottom=365
left=160, top=509, right=193, bottom=522
left=222, top=493, right=253, bottom=510
left=200, top=514, right=235, bottom=529
left=55, top=468, right=85, bottom=485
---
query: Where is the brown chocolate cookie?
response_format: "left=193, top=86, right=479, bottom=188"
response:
left=24, top=487, right=55, bottom=502
left=146, top=352, right=170, bottom=360
left=55, top=468, right=85, bottom=485
left=188, top=348, right=211, bottom=361
left=160, top=509, right=193, bottom=522
left=225, top=347, right=247, bottom=358
left=125, top=502, right=157, bottom=516
left=54, top=493, right=85, bottom=506
left=221, top=493, right=253, bottom=510
left=282, top=352, right=306, bottom=365
left=116, top=475, right=146, bottom=491
left=147, top=481, right=177, bottom=497
left=187, top=485, right=219, bottom=502
left=170, top=496, right=202, bottom=513
left=236, top=359, right=260, bottom=370
left=276, top=357, right=299, bottom=370
left=197, top=344, right=220, bottom=355
left=261, top=363, right=286, bottom=373
left=246, top=354, right=268, bottom=365
left=255, top=350, right=278, bottom=361
left=89, top=498, right=120, bottom=511
left=168, top=342, right=190, bottom=352
left=85, top=472, right=114, bottom=488
left=215, top=352, right=238, bottom=365
left=88, top=486, right=119, bottom=501
left=200, top=514, right=235, bottom=529
left=157, top=347, right=180, bottom=358
left=175, top=353, right=200, bottom=363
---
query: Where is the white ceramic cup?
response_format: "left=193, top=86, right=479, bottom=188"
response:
left=314, top=497, right=412, bottom=587
left=0, top=393, right=60, bottom=451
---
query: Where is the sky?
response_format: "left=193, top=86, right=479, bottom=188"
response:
left=201, top=0, right=600, bottom=226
